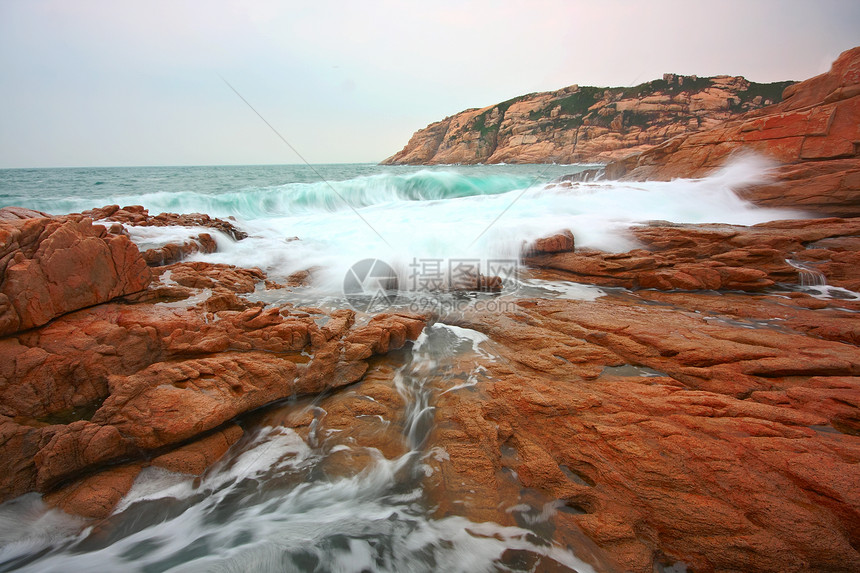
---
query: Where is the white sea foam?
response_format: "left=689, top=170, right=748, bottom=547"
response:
left=0, top=427, right=593, bottom=573
left=170, top=155, right=804, bottom=294
left=121, top=224, right=233, bottom=252
left=438, top=324, right=493, bottom=359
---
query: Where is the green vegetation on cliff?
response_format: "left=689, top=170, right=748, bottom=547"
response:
left=382, top=72, right=797, bottom=165
left=733, top=80, right=795, bottom=108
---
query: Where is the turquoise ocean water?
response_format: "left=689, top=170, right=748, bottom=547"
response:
left=0, top=160, right=802, bottom=294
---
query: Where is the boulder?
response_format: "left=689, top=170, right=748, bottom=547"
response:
left=0, top=216, right=151, bottom=336
left=43, top=463, right=143, bottom=520
left=142, top=233, right=218, bottom=266
left=524, top=229, right=575, bottom=255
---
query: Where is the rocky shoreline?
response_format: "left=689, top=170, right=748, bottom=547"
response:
left=1, top=49, right=859, bottom=572
left=0, top=207, right=426, bottom=518
left=2, top=199, right=859, bottom=570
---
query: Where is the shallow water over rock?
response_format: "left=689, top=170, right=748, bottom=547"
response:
left=0, top=324, right=602, bottom=573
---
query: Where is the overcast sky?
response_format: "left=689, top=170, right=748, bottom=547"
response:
left=1, top=0, right=858, bottom=168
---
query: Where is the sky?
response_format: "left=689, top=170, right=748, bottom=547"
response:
left=0, top=0, right=858, bottom=168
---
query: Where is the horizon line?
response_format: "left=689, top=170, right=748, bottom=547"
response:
left=0, top=161, right=387, bottom=171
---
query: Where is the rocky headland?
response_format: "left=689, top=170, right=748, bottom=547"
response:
left=382, top=73, right=793, bottom=165
left=595, top=46, right=860, bottom=219
left=0, top=49, right=859, bottom=572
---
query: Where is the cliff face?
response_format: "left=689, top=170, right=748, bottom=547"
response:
left=382, top=75, right=794, bottom=165
left=599, top=46, right=860, bottom=217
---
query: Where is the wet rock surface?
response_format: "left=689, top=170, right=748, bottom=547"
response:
left=525, top=229, right=576, bottom=255
left=82, top=205, right=248, bottom=241
left=0, top=207, right=856, bottom=571
left=526, top=218, right=860, bottom=293
left=460, top=53, right=860, bottom=572
left=141, top=232, right=218, bottom=266
left=427, top=289, right=860, bottom=573
left=0, top=211, right=426, bottom=518
left=0, top=293, right=425, bottom=513
left=2, top=54, right=860, bottom=569
left=0, top=214, right=151, bottom=336
left=80, top=204, right=249, bottom=267
left=0, top=202, right=858, bottom=572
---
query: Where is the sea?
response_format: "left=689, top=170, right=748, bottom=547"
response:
left=0, top=160, right=813, bottom=572
left=0, top=159, right=803, bottom=298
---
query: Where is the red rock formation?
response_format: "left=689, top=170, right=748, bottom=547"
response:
left=0, top=215, right=151, bottom=336
left=82, top=205, right=247, bottom=241
left=40, top=425, right=245, bottom=519
left=151, top=424, right=244, bottom=475
left=526, top=218, right=860, bottom=292
left=740, top=159, right=860, bottom=217
left=0, top=207, right=52, bottom=221
left=0, top=226, right=426, bottom=515
left=603, top=47, right=860, bottom=217
left=0, top=261, right=287, bottom=425
left=35, top=421, right=134, bottom=491
left=78, top=205, right=248, bottom=267
left=428, top=294, right=860, bottom=572
left=383, top=75, right=792, bottom=165
left=524, top=229, right=575, bottom=255
left=141, top=232, right=218, bottom=266
left=253, top=364, right=414, bottom=479
left=0, top=298, right=425, bottom=500
left=448, top=271, right=504, bottom=292
left=43, top=463, right=144, bottom=520
left=1, top=180, right=857, bottom=571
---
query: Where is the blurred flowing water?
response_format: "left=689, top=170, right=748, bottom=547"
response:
left=0, top=325, right=597, bottom=573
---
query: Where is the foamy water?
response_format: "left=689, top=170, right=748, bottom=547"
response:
left=6, top=156, right=799, bottom=295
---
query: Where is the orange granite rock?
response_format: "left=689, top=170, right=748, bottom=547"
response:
left=602, top=47, right=860, bottom=217
left=0, top=216, right=151, bottom=336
